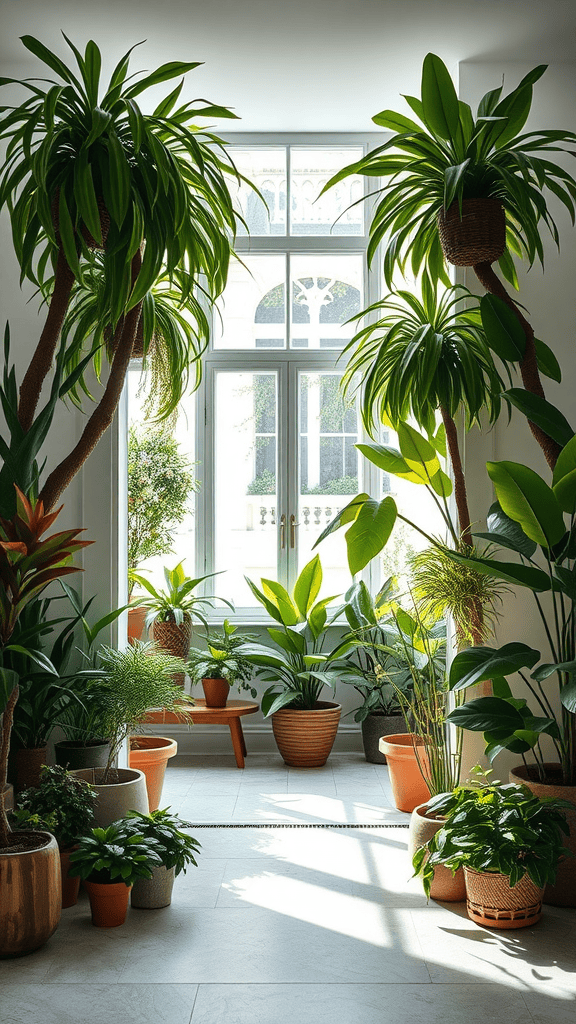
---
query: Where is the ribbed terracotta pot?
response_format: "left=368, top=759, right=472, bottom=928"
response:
left=201, top=677, right=230, bottom=708
left=438, top=197, right=506, bottom=266
left=131, top=864, right=175, bottom=909
left=271, top=701, right=341, bottom=768
left=464, top=867, right=544, bottom=930
left=129, top=736, right=178, bottom=812
left=152, top=617, right=192, bottom=687
left=510, top=763, right=576, bottom=907
left=0, top=831, right=61, bottom=957
left=59, top=847, right=81, bottom=909
left=54, top=739, right=111, bottom=771
left=361, top=713, right=407, bottom=764
left=70, top=768, right=149, bottom=827
left=379, top=734, right=431, bottom=813
left=84, top=880, right=132, bottom=927
left=15, top=745, right=48, bottom=792
left=408, top=802, right=466, bottom=902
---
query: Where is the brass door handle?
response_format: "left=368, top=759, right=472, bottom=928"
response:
left=280, top=513, right=286, bottom=549
left=290, top=514, right=298, bottom=548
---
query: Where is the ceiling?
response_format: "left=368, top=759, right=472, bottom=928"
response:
left=1, top=0, right=575, bottom=131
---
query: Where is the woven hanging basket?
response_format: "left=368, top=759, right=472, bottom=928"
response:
left=464, top=867, right=544, bottom=930
left=438, top=197, right=506, bottom=266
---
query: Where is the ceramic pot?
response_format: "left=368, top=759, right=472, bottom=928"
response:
left=84, top=880, right=132, bottom=927
left=361, top=713, right=407, bottom=764
left=129, top=736, right=178, bottom=812
left=0, top=831, right=61, bottom=957
left=464, top=867, right=544, bottom=930
left=408, top=802, right=466, bottom=902
left=378, top=734, right=430, bottom=813
left=59, top=847, right=81, bottom=909
left=54, top=739, right=111, bottom=771
left=131, top=864, right=175, bottom=909
left=70, top=767, right=149, bottom=827
left=201, top=677, right=230, bottom=708
left=15, top=745, right=48, bottom=792
left=510, top=763, right=576, bottom=907
left=271, top=702, right=341, bottom=768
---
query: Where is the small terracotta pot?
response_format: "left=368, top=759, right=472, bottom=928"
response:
left=379, top=734, right=430, bottom=813
left=464, top=867, right=544, bottom=930
left=408, top=802, right=466, bottom=902
left=271, top=702, right=341, bottom=768
left=201, top=677, right=230, bottom=708
left=84, top=880, right=132, bottom=928
left=129, top=736, right=178, bottom=811
left=510, top=763, right=576, bottom=907
left=59, top=847, right=81, bottom=909
left=127, top=606, right=148, bottom=645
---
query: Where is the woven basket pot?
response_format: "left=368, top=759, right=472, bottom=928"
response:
left=408, top=803, right=466, bottom=902
left=271, top=701, right=341, bottom=767
left=438, top=197, right=506, bottom=266
left=152, top=617, right=192, bottom=687
left=464, top=866, right=544, bottom=929
left=510, top=763, right=576, bottom=907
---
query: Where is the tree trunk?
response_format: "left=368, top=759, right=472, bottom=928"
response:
left=473, top=261, right=561, bottom=470
left=0, top=685, right=18, bottom=848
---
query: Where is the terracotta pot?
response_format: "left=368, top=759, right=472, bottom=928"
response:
left=84, top=879, right=132, bottom=927
left=127, top=606, right=148, bottom=645
left=464, top=866, right=544, bottom=930
left=152, top=617, right=192, bottom=687
left=201, top=677, right=230, bottom=708
left=271, top=701, right=341, bottom=768
left=0, top=831, right=61, bottom=957
left=361, top=713, right=407, bottom=764
left=408, top=802, right=466, bottom=902
left=129, top=736, right=178, bottom=812
left=378, top=734, right=431, bottom=813
left=437, top=197, right=506, bottom=266
left=59, top=847, right=81, bottom=909
left=131, top=864, right=175, bottom=909
left=15, top=745, right=48, bottom=792
left=54, top=739, right=111, bottom=771
left=510, top=763, right=576, bottom=907
left=70, top=767, right=149, bottom=827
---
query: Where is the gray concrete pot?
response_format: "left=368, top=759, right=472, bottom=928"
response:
left=70, top=767, right=149, bottom=827
left=131, top=864, right=176, bottom=909
left=361, top=713, right=407, bottom=763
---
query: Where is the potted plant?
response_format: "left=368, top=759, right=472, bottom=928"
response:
left=123, top=808, right=201, bottom=909
left=0, top=487, right=90, bottom=956
left=238, top=555, right=360, bottom=767
left=130, top=563, right=233, bottom=668
left=412, top=768, right=572, bottom=929
left=68, top=820, right=164, bottom=927
left=188, top=620, right=258, bottom=708
left=72, top=641, right=193, bottom=823
left=11, top=765, right=96, bottom=908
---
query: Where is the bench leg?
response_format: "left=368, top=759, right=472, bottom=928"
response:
left=229, top=718, right=246, bottom=768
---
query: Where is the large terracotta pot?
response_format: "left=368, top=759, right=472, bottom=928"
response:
left=510, top=763, right=576, bottom=907
left=0, top=831, right=61, bottom=957
left=408, top=802, right=466, bottom=902
left=15, top=745, right=48, bottom=792
left=464, top=866, right=544, bottom=930
left=271, top=702, right=341, bottom=768
left=84, top=880, right=132, bottom=927
left=59, top=847, right=81, bottom=909
left=129, top=736, right=178, bottom=812
left=437, top=197, right=506, bottom=266
left=361, top=713, right=407, bottom=764
left=379, top=734, right=430, bottom=813
left=70, top=767, right=149, bottom=827
left=54, top=739, right=111, bottom=771
left=201, top=677, right=230, bottom=708
left=131, top=864, right=175, bottom=909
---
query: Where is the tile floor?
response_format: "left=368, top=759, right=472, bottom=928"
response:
left=2, top=753, right=575, bottom=1023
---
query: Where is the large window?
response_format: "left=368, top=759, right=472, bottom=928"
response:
left=128, top=136, right=446, bottom=618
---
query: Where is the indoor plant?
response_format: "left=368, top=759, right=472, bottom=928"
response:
left=412, top=768, right=571, bottom=928
left=188, top=619, right=258, bottom=707
left=124, top=808, right=201, bottom=909
left=68, top=820, right=164, bottom=927
left=11, top=765, right=96, bottom=908
left=238, top=555, right=360, bottom=767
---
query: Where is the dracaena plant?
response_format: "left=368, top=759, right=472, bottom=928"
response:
left=0, top=34, right=247, bottom=510
left=131, top=563, right=233, bottom=629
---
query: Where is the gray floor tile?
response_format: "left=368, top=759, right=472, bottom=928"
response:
left=1, top=984, right=198, bottom=1024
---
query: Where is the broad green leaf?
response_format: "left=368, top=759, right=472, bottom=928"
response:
left=449, top=642, right=540, bottom=691
left=446, top=549, right=551, bottom=592
left=447, top=696, right=526, bottom=733
left=552, top=435, right=576, bottom=513
left=487, top=460, right=566, bottom=547
left=125, top=61, right=203, bottom=99
left=421, top=53, right=460, bottom=142
left=397, top=422, right=440, bottom=479
left=485, top=500, right=537, bottom=557
left=531, top=660, right=576, bottom=682
left=503, top=390, right=574, bottom=448
left=293, top=555, right=322, bottom=617
left=261, top=688, right=300, bottom=717
left=534, top=338, right=561, bottom=383
left=429, top=467, right=452, bottom=497
left=313, top=493, right=370, bottom=549
left=345, top=496, right=397, bottom=576
left=480, top=294, right=525, bottom=361
left=261, top=579, right=299, bottom=626
left=267, top=628, right=305, bottom=656
left=244, top=578, right=283, bottom=623
left=371, top=110, right=422, bottom=133
left=0, top=668, right=19, bottom=713
left=560, top=681, right=576, bottom=713
left=3, top=645, right=58, bottom=675
left=356, top=444, right=427, bottom=484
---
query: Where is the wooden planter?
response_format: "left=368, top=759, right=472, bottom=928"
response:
left=510, top=763, right=576, bottom=907
left=438, top=197, right=506, bottom=266
left=129, top=736, right=178, bottom=812
left=464, top=867, right=544, bottom=929
left=378, top=734, right=430, bottom=813
left=0, top=831, right=61, bottom=957
left=408, top=802, right=466, bottom=902
left=271, top=701, right=341, bottom=768
left=201, top=677, right=230, bottom=708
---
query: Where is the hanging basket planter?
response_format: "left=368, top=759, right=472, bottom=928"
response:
left=464, top=867, right=544, bottom=929
left=438, top=197, right=506, bottom=267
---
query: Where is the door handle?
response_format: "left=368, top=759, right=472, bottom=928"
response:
left=280, top=513, right=286, bottom=549
left=290, top=514, right=298, bottom=548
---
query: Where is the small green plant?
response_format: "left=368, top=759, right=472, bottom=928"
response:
left=123, top=809, right=201, bottom=876
left=188, top=621, right=257, bottom=698
left=412, top=767, right=572, bottom=899
left=69, top=821, right=164, bottom=885
left=131, top=563, right=233, bottom=629
left=11, top=765, right=96, bottom=850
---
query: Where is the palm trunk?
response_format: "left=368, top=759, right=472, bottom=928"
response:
left=473, top=261, right=561, bottom=470
left=0, top=685, right=18, bottom=847
left=17, top=247, right=75, bottom=432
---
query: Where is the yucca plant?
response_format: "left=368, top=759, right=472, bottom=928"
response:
left=0, top=34, right=247, bottom=510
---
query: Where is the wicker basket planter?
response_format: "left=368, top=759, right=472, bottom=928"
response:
left=152, top=617, right=192, bottom=687
left=438, top=197, right=506, bottom=266
left=271, top=701, right=341, bottom=768
left=464, top=867, right=544, bottom=929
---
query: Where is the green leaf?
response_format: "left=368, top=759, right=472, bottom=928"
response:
left=485, top=501, right=538, bottom=557
left=0, top=668, right=19, bottom=714
left=503, top=390, right=574, bottom=448
left=125, top=61, right=203, bottom=99
left=397, top=422, right=440, bottom=479
left=531, top=660, right=576, bottom=682
left=345, top=497, right=397, bottom=576
left=293, top=555, right=322, bottom=618
left=449, top=642, right=541, bottom=691
left=371, top=110, right=422, bottom=133
left=58, top=190, right=81, bottom=280
left=356, top=444, right=427, bottom=484
left=552, top=435, right=576, bottom=513
left=421, top=53, right=460, bottom=142
left=429, top=467, right=452, bottom=497
left=447, top=696, right=526, bottom=733
left=446, top=549, right=551, bottom=592
left=261, top=579, right=299, bottom=626
left=560, top=681, right=576, bottom=713
left=313, top=493, right=370, bottom=549
left=480, top=295, right=525, bottom=361
left=534, top=338, right=561, bottom=383
left=487, top=460, right=566, bottom=547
